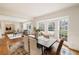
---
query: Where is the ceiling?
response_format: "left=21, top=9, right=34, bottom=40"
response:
left=0, top=3, right=77, bottom=19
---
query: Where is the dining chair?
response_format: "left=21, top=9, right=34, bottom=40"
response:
left=55, top=39, right=64, bottom=55
left=45, top=39, right=64, bottom=55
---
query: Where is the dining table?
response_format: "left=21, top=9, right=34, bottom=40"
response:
left=27, top=34, right=57, bottom=55
left=37, top=36, right=57, bottom=55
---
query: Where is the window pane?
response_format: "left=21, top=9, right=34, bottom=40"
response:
left=48, top=22, right=55, bottom=31
left=38, top=23, right=45, bottom=31
left=59, top=18, right=68, bottom=41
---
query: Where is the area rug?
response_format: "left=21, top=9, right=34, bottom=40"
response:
left=11, top=46, right=29, bottom=55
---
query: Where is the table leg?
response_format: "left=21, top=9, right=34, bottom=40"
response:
left=41, top=46, right=45, bottom=55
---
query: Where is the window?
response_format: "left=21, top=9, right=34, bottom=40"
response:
left=48, top=22, right=55, bottom=31
left=59, top=17, right=68, bottom=41
left=26, top=24, right=31, bottom=30
left=38, top=22, right=45, bottom=31
left=26, top=23, right=32, bottom=34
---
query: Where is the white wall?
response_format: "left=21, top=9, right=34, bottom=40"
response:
left=14, top=23, right=23, bottom=32
left=0, top=21, right=22, bottom=33
left=34, top=5, right=79, bottom=50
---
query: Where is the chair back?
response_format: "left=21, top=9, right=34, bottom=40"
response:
left=56, top=39, right=64, bottom=55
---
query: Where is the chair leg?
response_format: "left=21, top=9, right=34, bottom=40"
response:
left=44, top=47, right=52, bottom=55
left=44, top=49, right=47, bottom=55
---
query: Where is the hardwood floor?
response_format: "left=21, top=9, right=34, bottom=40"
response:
left=0, top=34, right=79, bottom=55
left=0, top=34, right=23, bottom=55
left=0, top=34, right=41, bottom=55
left=0, top=36, right=9, bottom=55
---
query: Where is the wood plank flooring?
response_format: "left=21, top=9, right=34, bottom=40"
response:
left=0, top=35, right=23, bottom=55
left=0, top=34, right=79, bottom=55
